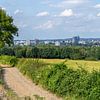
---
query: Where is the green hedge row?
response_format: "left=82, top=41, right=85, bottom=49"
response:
left=17, top=59, right=100, bottom=100
left=0, top=55, right=18, bottom=67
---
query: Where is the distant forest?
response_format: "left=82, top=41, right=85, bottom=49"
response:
left=0, top=45, right=100, bottom=60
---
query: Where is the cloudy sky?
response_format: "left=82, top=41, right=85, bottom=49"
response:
left=0, top=0, right=100, bottom=40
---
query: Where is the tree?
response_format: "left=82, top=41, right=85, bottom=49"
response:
left=0, top=8, right=18, bottom=47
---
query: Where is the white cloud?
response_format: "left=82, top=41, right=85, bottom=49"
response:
left=18, top=24, right=28, bottom=28
left=36, top=11, right=49, bottom=17
left=97, top=13, right=100, bottom=17
left=15, top=21, right=28, bottom=28
left=49, top=0, right=87, bottom=8
left=34, top=21, right=56, bottom=30
left=59, top=9, right=74, bottom=17
left=0, top=6, right=6, bottom=10
left=94, top=4, right=100, bottom=8
left=62, top=0, right=84, bottom=4
left=21, top=24, right=28, bottom=28
left=14, top=9, right=23, bottom=15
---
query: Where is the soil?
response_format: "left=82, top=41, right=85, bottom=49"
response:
left=3, top=68, right=62, bottom=100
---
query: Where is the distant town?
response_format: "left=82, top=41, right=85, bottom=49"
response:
left=14, top=36, right=100, bottom=46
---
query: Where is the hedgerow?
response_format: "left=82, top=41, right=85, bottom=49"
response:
left=17, top=59, right=48, bottom=84
left=16, top=59, right=100, bottom=100
left=0, top=55, right=100, bottom=99
left=0, top=55, right=18, bottom=67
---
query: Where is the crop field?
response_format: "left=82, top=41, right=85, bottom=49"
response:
left=0, top=56, right=100, bottom=99
left=41, top=59, right=100, bottom=72
left=16, top=58, right=100, bottom=100
left=0, top=55, right=100, bottom=71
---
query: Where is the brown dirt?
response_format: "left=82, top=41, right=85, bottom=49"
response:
left=3, top=68, right=62, bottom=100
left=0, top=85, right=3, bottom=93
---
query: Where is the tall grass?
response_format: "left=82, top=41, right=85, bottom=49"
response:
left=0, top=55, right=99, bottom=99
left=0, top=55, right=18, bottom=67
left=17, top=59, right=48, bottom=84
left=0, top=67, right=4, bottom=84
left=16, top=59, right=100, bottom=100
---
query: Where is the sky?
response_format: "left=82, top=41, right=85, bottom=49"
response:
left=0, top=0, right=100, bottom=40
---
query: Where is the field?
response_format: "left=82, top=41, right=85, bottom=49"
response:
left=0, top=56, right=100, bottom=100
left=0, top=55, right=100, bottom=71
left=40, top=59, right=100, bottom=72
left=16, top=58, right=100, bottom=100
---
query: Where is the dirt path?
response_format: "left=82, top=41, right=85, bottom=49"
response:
left=3, top=68, right=62, bottom=100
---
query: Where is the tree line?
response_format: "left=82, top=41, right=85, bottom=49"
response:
left=0, top=45, right=100, bottom=60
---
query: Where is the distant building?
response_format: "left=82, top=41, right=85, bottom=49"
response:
left=14, top=36, right=100, bottom=47
left=34, top=39, right=39, bottom=45
left=72, top=36, right=80, bottom=45
left=14, top=40, right=27, bottom=46
left=55, top=41, right=60, bottom=46
left=26, top=40, right=30, bottom=45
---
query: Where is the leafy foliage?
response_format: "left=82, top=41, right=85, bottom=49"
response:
left=0, top=9, right=18, bottom=47
left=16, top=59, right=100, bottom=100
left=0, top=55, right=18, bottom=67
left=0, top=67, right=3, bottom=84
left=17, top=59, right=48, bottom=84
left=1, top=45, right=100, bottom=60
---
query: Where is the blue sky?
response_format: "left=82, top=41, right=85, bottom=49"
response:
left=0, top=0, right=100, bottom=40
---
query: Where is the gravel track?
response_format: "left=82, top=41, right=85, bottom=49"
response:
left=3, top=68, right=62, bottom=100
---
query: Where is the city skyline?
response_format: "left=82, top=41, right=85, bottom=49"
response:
left=0, top=0, right=100, bottom=40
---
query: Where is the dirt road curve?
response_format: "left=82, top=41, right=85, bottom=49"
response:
left=4, top=68, right=62, bottom=100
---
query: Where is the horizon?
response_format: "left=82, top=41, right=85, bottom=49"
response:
left=0, top=0, right=100, bottom=39
left=14, top=36, right=100, bottom=41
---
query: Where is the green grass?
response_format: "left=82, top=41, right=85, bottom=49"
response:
left=33, top=94, right=45, bottom=100
left=0, top=55, right=100, bottom=72
left=0, top=55, right=18, bottom=67
left=39, top=59, right=100, bottom=72
left=0, top=67, right=4, bottom=84
left=17, top=58, right=100, bottom=72
left=0, top=56, right=100, bottom=100
left=16, top=59, right=100, bottom=100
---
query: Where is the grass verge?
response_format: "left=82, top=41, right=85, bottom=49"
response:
left=17, top=59, right=100, bottom=100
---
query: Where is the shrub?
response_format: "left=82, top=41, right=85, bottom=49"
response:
left=1, top=46, right=100, bottom=61
left=17, top=60, right=100, bottom=100
left=0, top=55, right=18, bottom=67
left=17, top=59, right=48, bottom=84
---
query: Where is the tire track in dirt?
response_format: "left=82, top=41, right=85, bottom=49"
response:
left=4, top=68, right=62, bottom=100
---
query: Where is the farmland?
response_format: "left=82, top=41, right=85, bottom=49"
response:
left=0, top=56, right=100, bottom=100
left=16, top=58, right=100, bottom=100
left=0, top=55, right=100, bottom=71
left=42, top=59, right=100, bottom=72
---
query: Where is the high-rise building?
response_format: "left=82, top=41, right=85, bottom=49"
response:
left=72, top=36, right=80, bottom=45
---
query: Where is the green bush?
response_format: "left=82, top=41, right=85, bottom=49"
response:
left=1, top=46, right=100, bottom=61
left=17, top=59, right=48, bottom=84
left=42, top=64, right=100, bottom=100
left=0, top=68, right=4, bottom=84
left=0, top=55, right=18, bottom=67
left=17, top=60, right=100, bottom=100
